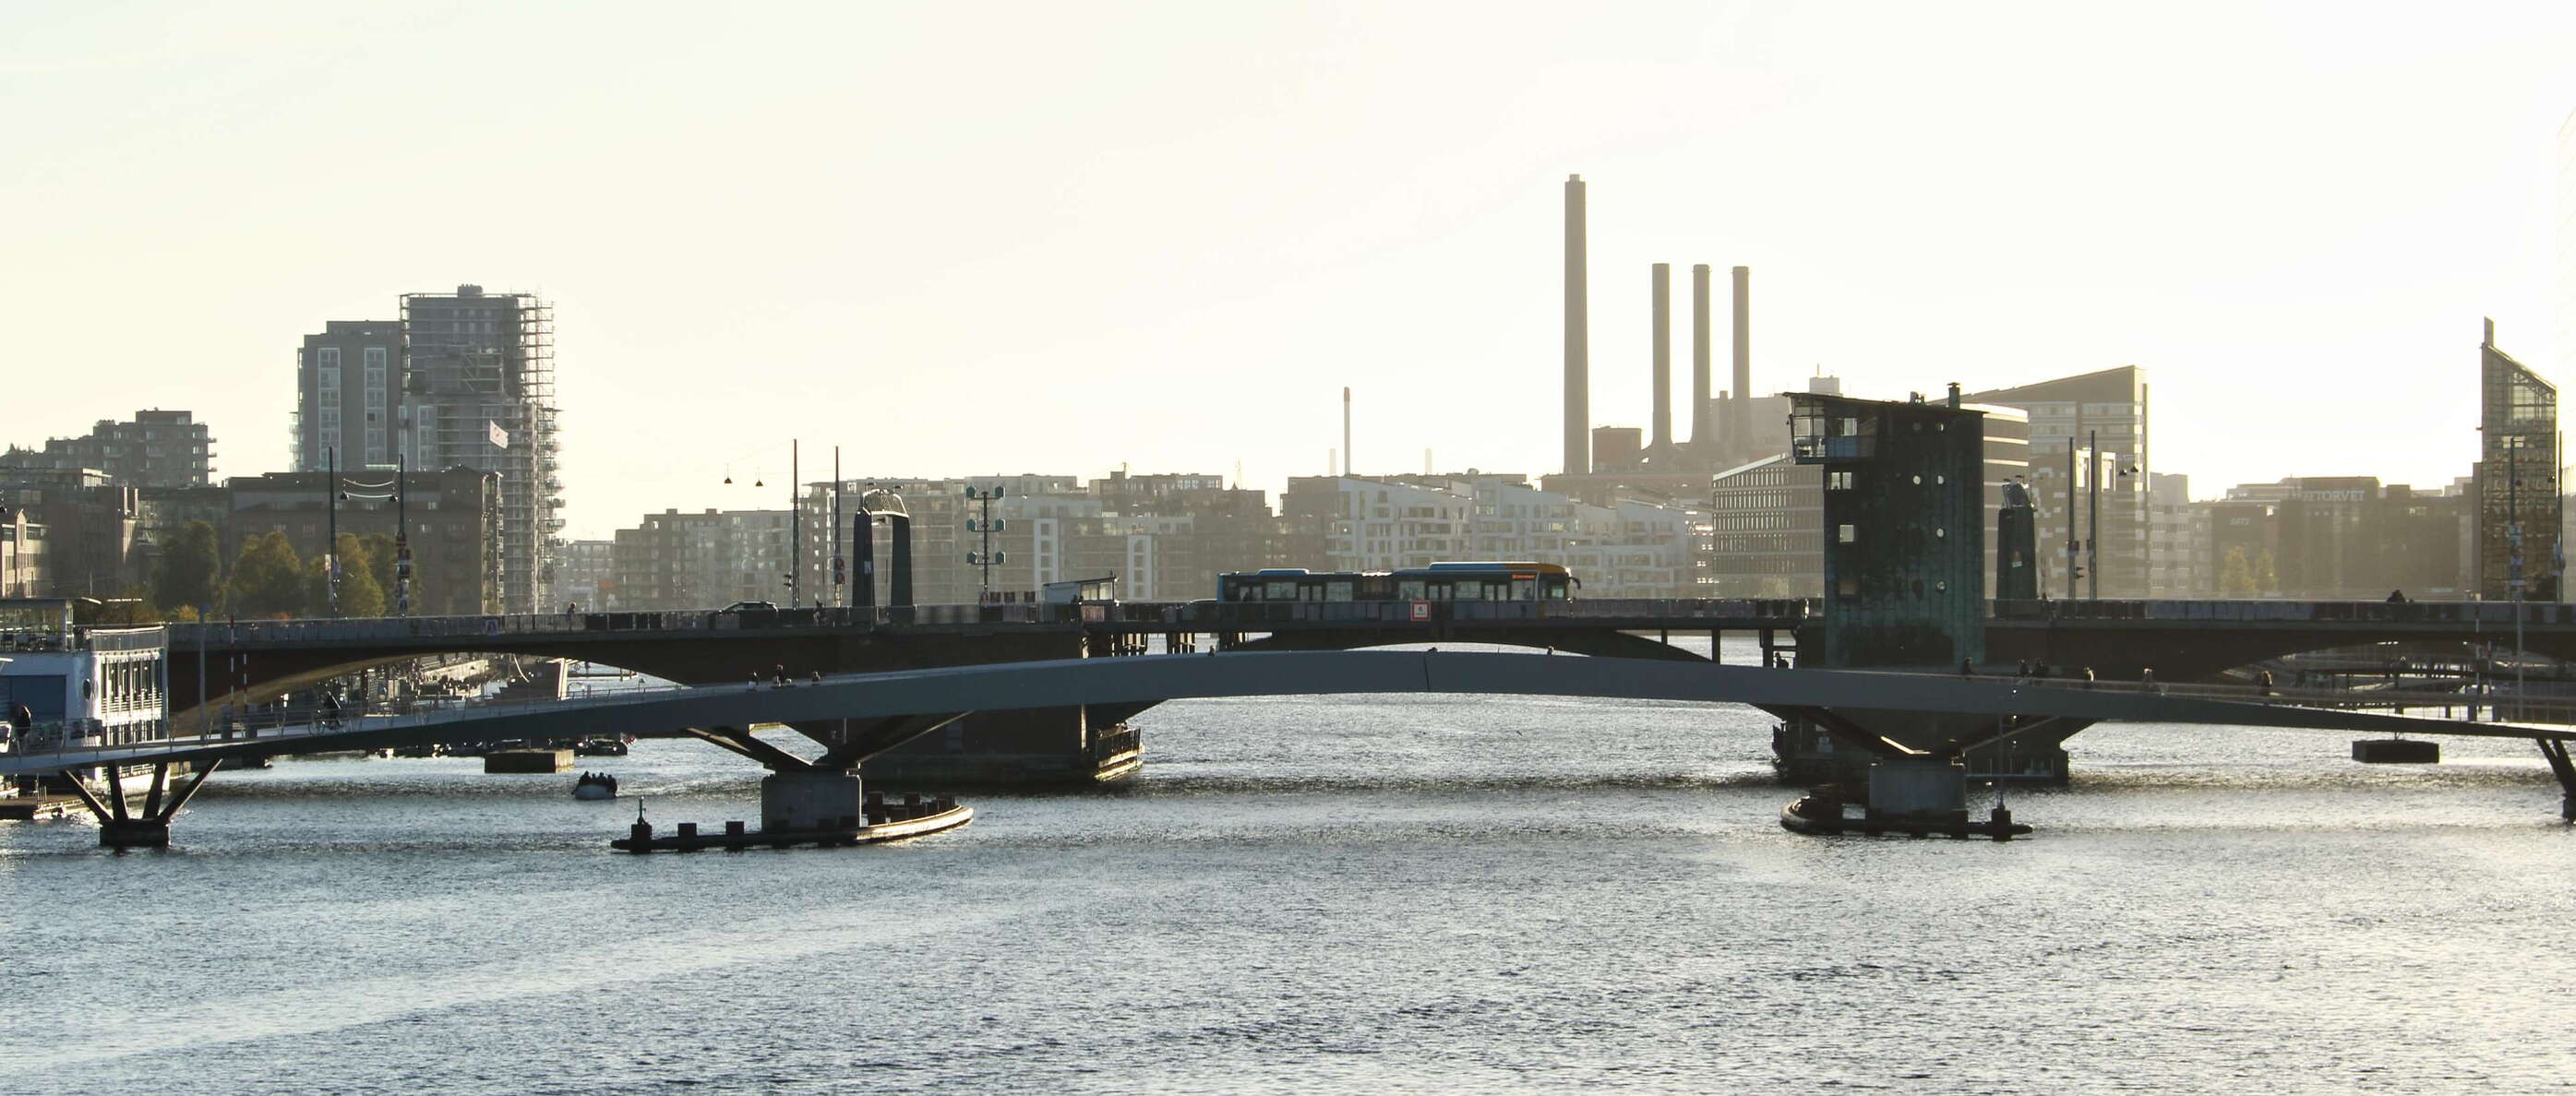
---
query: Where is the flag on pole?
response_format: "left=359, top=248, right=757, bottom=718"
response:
left=487, top=421, right=511, bottom=449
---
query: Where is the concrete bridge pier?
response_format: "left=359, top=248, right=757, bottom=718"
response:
left=61, top=760, right=222, bottom=850
left=762, top=769, right=867, bottom=832
left=1772, top=709, right=2075, bottom=787
left=864, top=706, right=1139, bottom=788
left=2538, top=739, right=2576, bottom=821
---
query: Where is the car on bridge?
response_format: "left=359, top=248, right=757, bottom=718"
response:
left=719, top=601, right=779, bottom=613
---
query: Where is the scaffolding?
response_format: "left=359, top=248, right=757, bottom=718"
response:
left=400, top=286, right=562, bottom=614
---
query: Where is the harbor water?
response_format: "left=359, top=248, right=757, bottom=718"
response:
left=3, top=640, right=2570, bottom=1093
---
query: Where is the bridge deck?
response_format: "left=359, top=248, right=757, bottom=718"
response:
left=9, top=651, right=2567, bottom=778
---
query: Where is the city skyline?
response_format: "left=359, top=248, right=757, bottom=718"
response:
left=3, top=3, right=2573, bottom=540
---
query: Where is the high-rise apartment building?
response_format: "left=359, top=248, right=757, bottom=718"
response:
left=3, top=410, right=214, bottom=489
left=400, top=285, right=562, bottom=614
left=294, top=323, right=401, bottom=472
left=2473, top=318, right=2559, bottom=601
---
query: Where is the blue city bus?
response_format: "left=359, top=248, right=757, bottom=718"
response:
left=1216, top=562, right=1576, bottom=603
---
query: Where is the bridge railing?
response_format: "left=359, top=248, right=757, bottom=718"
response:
left=1991, top=599, right=2576, bottom=626
left=4, top=717, right=174, bottom=755
left=1966, top=667, right=2576, bottom=725
left=164, top=597, right=1821, bottom=647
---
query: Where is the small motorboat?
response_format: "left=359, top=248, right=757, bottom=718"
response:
left=573, top=771, right=618, bottom=800
left=574, top=737, right=629, bottom=757
left=1779, top=787, right=1849, bottom=836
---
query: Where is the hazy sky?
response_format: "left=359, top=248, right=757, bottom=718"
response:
left=6, top=1, right=2573, bottom=538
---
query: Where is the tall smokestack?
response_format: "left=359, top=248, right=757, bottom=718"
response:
left=1564, top=174, right=1589, bottom=475
left=1649, top=263, right=1671, bottom=453
left=1691, top=264, right=1711, bottom=452
left=1731, top=265, right=1751, bottom=452
left=1343, top=387, right=1352, bottom=478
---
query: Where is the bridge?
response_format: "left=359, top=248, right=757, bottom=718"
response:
left=15, top=649, right=2575, bottom=847
left=158, top=596, right=2576, bottom=718
left=143, top=595, right=2576, bottom=786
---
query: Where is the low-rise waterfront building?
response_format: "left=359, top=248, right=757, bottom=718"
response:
left=226, top=468, right=497, bottom=616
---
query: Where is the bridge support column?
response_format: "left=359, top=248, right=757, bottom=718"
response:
left=866, top=706, right=1127, bottom=787
left=2538, top=739, right=2576, bottom=822
left=1866, top=757, right=1967, bottom=830
left=64, top=760, right=221, bottom=850
left=762, top=769, right=867, bottom=833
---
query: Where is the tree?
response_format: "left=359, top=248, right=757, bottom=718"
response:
left=150, top=519, right=223, bottom=616
left=327, top=533, right=388, bottom=617
left=2219, top=545, right=2257, bottom=596
left=85, top=586, right=161, bottom=625
left=225, top=531, right=307, bottom=618
left=360, top=533, right=398, bottom=605
left=2255, top=550, right=2279, bottom=594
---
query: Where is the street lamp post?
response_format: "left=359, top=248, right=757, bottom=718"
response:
left=785, top=439, right=800, bottom=607
left=394, top=455, right=411, bottom=616
left=965, top=485, right=1006, bottom=597
left=2510, top=436, right=2526, bottom=721
left=2087, top=428, right=2100, bottom=601
left=831, top=447, right=844, bottom=608
left=326, top=447, right=341, bottom=617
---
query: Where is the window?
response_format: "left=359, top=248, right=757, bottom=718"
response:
left=1838, top=525, right=1856, bottom=543
left=1828, top=471, right=1854, bottom=491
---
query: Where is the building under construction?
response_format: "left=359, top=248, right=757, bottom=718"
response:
left=400, top=285, right=562, bottom=614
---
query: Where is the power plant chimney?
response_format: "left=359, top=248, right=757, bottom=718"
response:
left=1564, top=174, right=1589, bottom=475
left=1730, top=265, right=1752, bottom=453
left=1650, top=263, right=1671, bottom=454
left=1343, top=386, right=1352, bottom=478
left=1691, top=264, right=1712, bottom=453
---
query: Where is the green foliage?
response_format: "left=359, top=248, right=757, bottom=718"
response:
left=2219, top=545, right=2257, bottom=596
left=150, top=519, right=223, bottom=616
left=81, top=587, right=161, bottom=625
left=2255, top=549, right=2279, bottom=593
left=329, top=533, right=388, bottom=617
left=225, top=531, right=307, bottom=619
left=360, top=533, right=398, bottom=607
